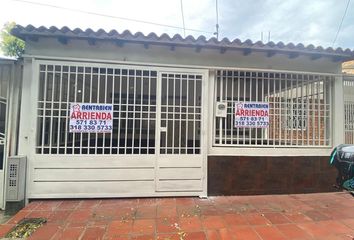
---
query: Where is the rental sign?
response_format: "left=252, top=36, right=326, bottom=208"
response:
left=234, top=102, right=269, bottom=128
left=69, top=103, right=113, bottom=133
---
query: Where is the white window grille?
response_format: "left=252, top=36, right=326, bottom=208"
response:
left=213, top=70, right=333, bottom=147
left=284, top=99, right=308, bottom=130
left=160, top=73, right=202, bottom=154
left=344, top=76, right=354, bottom=144
left=36, top=64, right=157, bottom=154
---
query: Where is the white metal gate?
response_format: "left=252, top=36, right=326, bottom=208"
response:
left=213, top=70, right=333, bottom=147
left=29, top=60, right=207, bottom=198
left=156, top=72, right=204, bottom=192
left=344, top=76, right=354, bottom=144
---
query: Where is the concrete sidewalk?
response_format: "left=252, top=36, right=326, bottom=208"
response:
left=0, top=192, right=353, bottom=239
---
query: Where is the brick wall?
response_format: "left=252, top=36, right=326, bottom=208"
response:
left=208, top=156, right=338, bottom=195
left=345, top=132, right=354, bottom=144
left=268, top=98, right=327, bottom=145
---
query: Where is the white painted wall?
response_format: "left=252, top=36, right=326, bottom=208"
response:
left=0, top=62, right=12, bottom=209
left=25, top=38, right=341, bottom=74
left=0, top=60, right=22, bottom=209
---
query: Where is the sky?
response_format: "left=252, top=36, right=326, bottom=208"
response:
left=0, top=0, right=354, bottom=56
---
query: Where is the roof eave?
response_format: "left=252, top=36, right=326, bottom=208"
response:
left=11, top=28, right=354, bottom=62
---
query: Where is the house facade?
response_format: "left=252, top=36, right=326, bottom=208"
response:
left=0, top=25, right=354, bottom=204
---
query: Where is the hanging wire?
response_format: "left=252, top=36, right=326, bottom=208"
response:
left=215, top=0, right=219, bottom=40
left=180, top=0, right=186, bottom=37
left=332, top=0, right=351, bottom=47
left=10, top=0, right=214, bottom=35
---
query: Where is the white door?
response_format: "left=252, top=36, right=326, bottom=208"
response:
left=156, top=71, right=205, bottom=193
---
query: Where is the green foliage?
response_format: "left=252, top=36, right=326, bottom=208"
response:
left=0, top=22, right=25, bottom=58
left=5, top=218, right=47, bottom=239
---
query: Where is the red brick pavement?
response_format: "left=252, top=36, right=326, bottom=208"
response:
left=0, top=192, right=353, bottom=239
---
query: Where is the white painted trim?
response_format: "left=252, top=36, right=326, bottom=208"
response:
left=208, top=70, right=216, bottom=157
left=208, top=147, right=333, bottom=156
left=333, top=75, right=345, bottom=146
left=8, top=64, right=22, bottom=156
left=28, top=191, right=204, bottom=199
left=17, top=60, right=30, bottom=204
left=0, top=63, right=15, bottom=210
left=32, top=59, right=207, bottom=76
left=155, top=70, right=161, bottom=192
left=4, top=63, right=16, bottom=209
left=29, top=60, right=39, bottom=203
left=201, top=69, right=209, bottom=197
left=154, top=69, right=208, bottom=195
left=18, top=58, right=38, bottom=204
left=205, top=69, right=215, bottom=197
left=22, top=55, right=343, bottom=76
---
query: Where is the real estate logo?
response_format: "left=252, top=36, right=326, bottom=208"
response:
left=234, top=102, right=269, bottom=128
left=69, top=103, right=113, bottom=133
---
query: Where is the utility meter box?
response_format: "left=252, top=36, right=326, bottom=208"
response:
left=6, top=156, right=27, bottom=202
left=216, top=102, right=227, bottom=118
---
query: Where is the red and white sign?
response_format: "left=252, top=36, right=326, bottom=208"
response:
left=234, top=102, right=269, bottom=128
left=69, top=103, right=113, bottom=133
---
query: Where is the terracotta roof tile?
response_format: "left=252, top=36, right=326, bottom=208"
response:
left=11, top=24, right=354, bottom=60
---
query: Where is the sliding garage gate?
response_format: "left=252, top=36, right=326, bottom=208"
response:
left=28, top=61, right=207, bottom=198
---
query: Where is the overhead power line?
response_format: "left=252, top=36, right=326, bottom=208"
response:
left=332, top=0, right=351, bottom=47
left=180, top=0, right=186, bottom=37
left=214, top=0, right=219, bottom=40
left=10, top=0, right=214, bottom=35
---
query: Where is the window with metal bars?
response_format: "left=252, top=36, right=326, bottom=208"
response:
left=159, top=73, right=202, bottom=154
left=344, top=77, right=354, bottom=144
left=36, top=64, right=157, bottom=154
left=214, top=70, right=333, bottom=147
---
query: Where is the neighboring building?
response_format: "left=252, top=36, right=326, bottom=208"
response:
left=0, top=24, right=354, bottom=204
left=344, top=74, right=354, bottom=145
left=343, top=60, right=354, bottom=74
left=343, top=62, right=354, bottom=145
